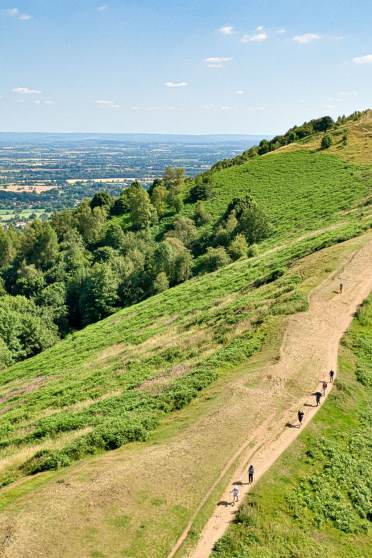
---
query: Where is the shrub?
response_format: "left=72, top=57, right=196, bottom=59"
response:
left=228, top=234, right=248, bottom=260
left=321, top=134, right=333, bottom=149
left=199, top=247, right=231, bottom=272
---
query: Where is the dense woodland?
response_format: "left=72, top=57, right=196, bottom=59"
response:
left=0, top=165, right=270, bottom=368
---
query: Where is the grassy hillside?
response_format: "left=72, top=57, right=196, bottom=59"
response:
left=0, top=219, right=368, bottom=486
left=0, top=113, right=372, bottom=489
left=0, top=112, right=371, bottom=558
left=186, top=151, right=370, bottom=239
left=212, top=296, right=372, bottom=558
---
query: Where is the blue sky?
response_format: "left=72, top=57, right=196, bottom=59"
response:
left=0, top=0, right=371, bottom=134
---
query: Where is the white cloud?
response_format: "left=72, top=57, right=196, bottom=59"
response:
left=277, top=28, right=286, bottom=34
left=44, top=99, right=55, bottom=105
left=95, top=99, right=120, bottom=108
left=292, top=33, right=321, bottom=44
left=97, top=5, right=108, bottom=11
left=256, top=25, right=264, bottom=31
left=241, top=32, right=268, bottom=43
left=352, top=54, right=372, bottom=64
left=13, top=87, right=42, bottom=95
left=203, top=104, right=232, bottom=112
left=205, top=56, right=232, bottom=68
left=165, top=81, right=188, bottom=88
left=236, top=90, right=244, bottom=95
left=219, top=25, right=235, bottom=35
left=4, top=7, right=32, bottom=20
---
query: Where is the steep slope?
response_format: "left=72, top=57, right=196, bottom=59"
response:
left=0, top=113, right=371, bottom=557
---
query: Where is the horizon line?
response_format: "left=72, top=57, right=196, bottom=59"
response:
left=0, top=130, right=273, bottom=137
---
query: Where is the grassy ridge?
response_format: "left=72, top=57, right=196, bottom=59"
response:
left=211, top=298, right=372, bottom=558
left=188, top=151, right=370, bottom=238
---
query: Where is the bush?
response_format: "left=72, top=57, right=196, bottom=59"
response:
left=321, top=134, right=333, bottom=149
left=228, top=234, right=248, bottom=260
left=199, top=247, right=231, bottom=272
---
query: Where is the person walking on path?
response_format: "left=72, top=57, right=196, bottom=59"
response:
left=298, top=409, right=304, bottom=427
left=248, top=464, right=254, bottom=484
left=315, top=391, right=322, bottom=406
left=322, top=381, right=328, bottom=396
left=231, top=485, right=240, bottom=506
left=340, top=282, right=343, bottom=294
left=329, top=369, right=335, bottom=383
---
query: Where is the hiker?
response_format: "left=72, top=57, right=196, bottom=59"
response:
left=329, top=369, right=335, bottom=383
left=248, top=464, right=254, bottom=484
left=231, top=485, right=240, bottom=505
left=340, top=282, right=343, bottom=294
left=315, top=391, right=322, bottom=406
left=298, top=409, right=304, bottom=427
left=322, top=381, right=328, bottom=396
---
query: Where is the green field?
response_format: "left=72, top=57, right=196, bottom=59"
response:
left=211, top=297, right=372, bottom=558
left=0, top=208, right=50, bottom=224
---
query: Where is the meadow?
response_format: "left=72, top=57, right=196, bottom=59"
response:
left=211, top=296, right=372, bottom=558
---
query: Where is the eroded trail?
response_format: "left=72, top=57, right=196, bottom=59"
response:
left=180, top=238, right=372, bottom=558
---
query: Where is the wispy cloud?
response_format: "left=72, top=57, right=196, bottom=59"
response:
left=241, top=32, right=268, bottom=43
left=4, top=7, right=32, bottom=20
left=165, top=81, right=188, bottom=88
left=219, top=25, right=235, bottom=35
left=292, top=33, right=321, bottom=44
left=203, top=104, right=232, bottom=112
left=277, top=28, right=286, bottom=34
left=236, top=90, right=244, bottom=95
left=95, top=99, right=120, bottom=108
left=13, top=87, right=42, bottom=95
left=131, top=105, right=176, bottom=112
left=256, top=25, right=264, bottom=31
left=205, top=56, right=232, bottom=68
left=353, top=54, right=372, bottom=64
left=97, top=5, right=108, bottom=12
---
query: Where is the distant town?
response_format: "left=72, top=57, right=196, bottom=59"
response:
left=0, top=133, right=260, bottom=226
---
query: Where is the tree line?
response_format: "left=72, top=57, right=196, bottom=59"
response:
left=211, top=110, right=367, bottom=171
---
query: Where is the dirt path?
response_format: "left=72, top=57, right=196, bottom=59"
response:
left=176, top=238, right=372, bottom=558
left=1, top=237, right=372, bottom=558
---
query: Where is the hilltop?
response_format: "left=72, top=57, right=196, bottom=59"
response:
left=0, top=110, right=371, bottom=558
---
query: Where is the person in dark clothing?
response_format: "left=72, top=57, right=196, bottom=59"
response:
left=248, top=464, right=254, bottom=484
left=329, top=369, right=335, bottom=383
left=298, top=410, right=304, bottom=427
left=340, top=282, right=343, bottom=294
left=315, top=391, right=322, bottom=406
